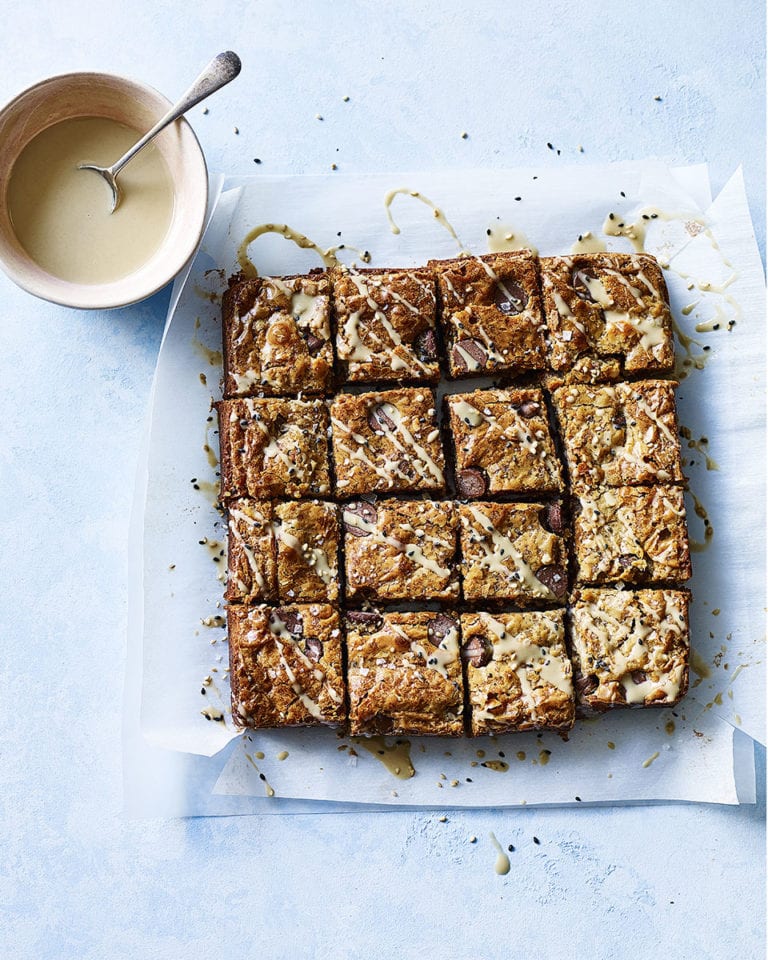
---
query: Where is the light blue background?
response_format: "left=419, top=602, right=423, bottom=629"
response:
left=1, top=2, right=764, bottom=958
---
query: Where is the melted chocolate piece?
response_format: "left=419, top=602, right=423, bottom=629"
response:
left=304, top=637, right=324, bottom=662
left=631, top=669, right=648, bottom=685
left=414, top=327, right=437, bottom=362
left=535, top=565, right=567, bottom=599
left=571, top=268, right=597, bottom=301
left=540, top=501, right=565, bottom=535
left=275, top=607, right=303, bottom=636
left=491, top=279, right=527, bottom=314
left=427, top=614, right=458, bottom=648
left=367, top=403, right=396, bottom=433
left=346, top=610, right=383, bottom=631
left=575, top=673, right=598, bottom=697
left=456, top=467, right=487, bottom=499
left=517, top=399, right=541, bottom=418
left=462, top=634, right=493, bottom=668
left=343, top=501, right=378, bottom=536
left=304, top=332, right=325, bottom=356
left=451, top=338, right=487, bottom=373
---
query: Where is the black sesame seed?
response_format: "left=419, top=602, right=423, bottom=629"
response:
left=507, top=844, right=515, bottom=852
left=533, top=836, right=541, bottom=845
left=253, top=158, right=262, bottom=164
left=547, top=142, right=554, bottom=150
left=259, top=773, right=266, bottom=781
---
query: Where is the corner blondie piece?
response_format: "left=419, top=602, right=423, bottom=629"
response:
left=573, top=485, right=692, bottom=585
left=333, top=266, right=440, bottom=383
left=222, top=273, right=333, bottom=397
left=225, top=499, right=278, bottom=603
left=343, top=500, right=459, bottom=601
left=218, top=397, right=331, bottom=500
left=345, top=611, right=464, bottom=736
left=461, top=610, right=574, bottom=735
left=569, top=587, right=690, bottom=712
left=331, top=388, right=445, bottom=495
left=552, top=380, right=684, bottom=492
left=459, top=501, right=568, bottom=603
left=228, top=604, right=345, bottom=728
left=540, top=253, right=674, bottom=375
left=430, top=252, right=547, bottom=378
left=446, top=388, right=564, bottom=498
left=274, top=501, right=340, bottom=603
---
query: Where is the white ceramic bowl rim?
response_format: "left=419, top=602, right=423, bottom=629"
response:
left=0, top=70, right=209, bottom=310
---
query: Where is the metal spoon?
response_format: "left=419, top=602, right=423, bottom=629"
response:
left=79, top=51, right=241, bottom=213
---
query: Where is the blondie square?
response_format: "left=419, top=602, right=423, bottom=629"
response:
left=569, top=587, right=690, bottom=712
left=332, top=266, right=440, bottom=383
left=573, top=485, right=692, bottom=585
left=331, top=388, right=445, bottom=496
left=228, top=603, right=345, bottom=728
left=459, top=501, right=568, bottom=603
left=222, top=273, right=333, bottom=397
left=446, top=388, right=564, bottom=498
left=540, top=252, right=674, bottom=374
left=345, top=611, right=464, bottom=736
left=218, top=397, right=331, bottom=500
left=274, top=501, right=340, bottom=603
left=430, top=252, right=547, bottom=378
left=343, top=500, right=459, bottom=601
left=225, top=499, right=277, bottom=603
left=552, top=380, right=684, bottom=492
left=461, top=610, right=574, bottom=735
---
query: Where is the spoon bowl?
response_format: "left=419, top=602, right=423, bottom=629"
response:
left=0, top=70, right=210, bottom=308
left=77, top=51, right=241, bottom=215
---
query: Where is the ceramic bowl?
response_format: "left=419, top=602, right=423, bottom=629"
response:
left=0, top=71, right=208, bottom=309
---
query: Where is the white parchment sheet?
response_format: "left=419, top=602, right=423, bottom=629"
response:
left=132, top=162, right=764, bottom=810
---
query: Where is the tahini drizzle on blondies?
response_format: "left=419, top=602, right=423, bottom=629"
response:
left=268, top=610, right=342, bottom=719
left=387, top=618, right=460, bottom=681
left=464, top=505, right=555, bottom=600
left=471, top=613, right=572, bottom=722
left=342, top=507, right=451, bottom=580
left=451, top=398, right=546, bottom=459
left=332, top=398, right=444, bottom=489
left=337, top=267, right=436, bottom=376
left=574, top=595, right=686, bottom=705
left=228, top=505, right=270, bottom=595
left=275, top=525, right=335, bottom=587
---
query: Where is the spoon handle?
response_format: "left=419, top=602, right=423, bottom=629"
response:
left=111, top=51, right=241, bottom=177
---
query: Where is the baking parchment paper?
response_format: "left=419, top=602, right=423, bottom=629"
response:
left=130, top=161, right=764, bottom=811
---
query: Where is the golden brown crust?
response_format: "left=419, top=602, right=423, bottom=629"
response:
left=553, top=380, right=684, bottom=492
left=573, top=485, right=692, bottom=585
left=330, top=388, right=445, bottom=496
left=569, top=587, right=690, bottom=712
left=222, top=274, right=333, bottom=397
left=217, top=397, right=331, bottom=500
left=225, top=499, right=277, bottom=603
left=430, top=252, right=547, bottom=378
left=461, top=610, right=574, bottom=735
left=343, top=500, right=459, bottom=601
left=540, top=252, right=674, bottom=374
left=459, top=501, right=568, bottom=603
left=274, top=501, right=340, bottom=603
left=229, top=604, right=345, bottom=729
left=332, top=267, right=439, bottom=383
left=345, top=611, right=464, bottom=736
left=446, top=388, right=564, bottom=496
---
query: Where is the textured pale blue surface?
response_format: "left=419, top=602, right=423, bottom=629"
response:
left=0, top=2, right=764, bottom=958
